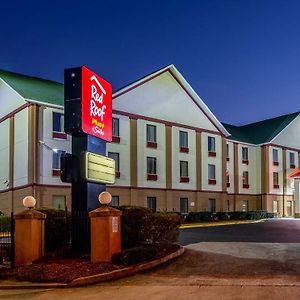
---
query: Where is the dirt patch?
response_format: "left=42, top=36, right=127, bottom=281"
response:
left=151, top=249, right=300, bottom=278
left=0, top=244, right=179, bottom=283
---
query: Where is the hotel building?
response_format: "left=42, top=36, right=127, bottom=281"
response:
left=0, top=65, right=299, bottom=216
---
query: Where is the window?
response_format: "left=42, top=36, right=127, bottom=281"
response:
left=290, top=152, right=295, bottom=168
left=111, top=196, right=119, bottom=207
left=273, top=200, right=279, bottom=214
left=208, top=164, right=216, bottom=184
left=53, top=112, right=64, bottom=132
left=180, top=161, right=189, bottom=182
left=287, top=201, right=293, bottom=216
left=227, top=200, right=230, bottom=212
left=108, top=152, right=120, bottom=177
left=112, top=118, right=120, bottom=137
left=243, top=171, right=249, bottom=188
left=52, top=195, right=66, bottom=209
left=147, top=197, right=157, bottom=211
left=147, top=157, right=157, bottom=180
left=52, top=150, right=65, bottom=170
left=146, top=124, right=157, bottom=143
left=179, top=131, right=188, bottom=150
left=208, top=136, right=216, bottom=153
left=226, top=173, right=230, bottom=187
left=273, top=149, right=279, bottom=165
left=208, top=199, right=216, bottom=213
left=226, top=144, right=230, bottom=161
left=273, top=172, right=279, bottom=188
left=180, top=198, right=188, bottom=214
left=242, top=147, right=248, bottom=163
left=242, top=200, right=248, bottom=212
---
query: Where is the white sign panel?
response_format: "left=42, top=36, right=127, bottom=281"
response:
left=84, top=151, right=116, bottom=184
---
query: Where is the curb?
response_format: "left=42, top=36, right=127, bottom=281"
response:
left=180, top=219, right=266, bottom=229
left=0, top=246, right=185, bottom=289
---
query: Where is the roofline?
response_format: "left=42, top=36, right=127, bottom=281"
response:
left=0, top=77, right=26, bottom=103
left=25, top=98, right=64, bottom=110
left=113, top=64, right=230, bottom=137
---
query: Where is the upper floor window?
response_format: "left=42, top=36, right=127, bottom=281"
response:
left=273, top=172, right=279, bottom=188
left=112, top=118, right=120, bottom=137
left=208, top=164, right=216, bottom=179
left=180, top=161, right=189, bottom=177
left=108, top=152, right=120, bottom=178
left=226, top=144, right=230, bottom=161
left=146, top=124, right=157, bottom=148
left=147, top=157, right=157, bottom=181
left=208, top=136, right=216, bottom=153
left=147, top=197, right=157, bottom=211
left=53, top=112, right=64, bottom=133
left=242, top=171, right=249, bottom=188
left=52, top=150, right=65, bottom=170
left=242, top=147, right=249, bottom=164
left=111, top=196, right=120, bottom=207
left=179, top=131, right=188, bottom=152
left=273, top=149, right=279, bottom=165
left=290, top=152, right=295, bottom=168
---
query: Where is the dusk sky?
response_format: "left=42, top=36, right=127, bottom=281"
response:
left=1, top=0, right=300, bottom=125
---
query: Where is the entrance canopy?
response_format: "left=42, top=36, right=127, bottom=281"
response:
left=288, top=168, right=300, bottom=178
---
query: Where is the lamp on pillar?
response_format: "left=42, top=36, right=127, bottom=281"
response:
left=23, top=196, right=36, bottom=210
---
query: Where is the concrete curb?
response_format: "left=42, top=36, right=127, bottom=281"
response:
left=180, top=219, right=266, bottom=229
left=0, top=246, right=185, bottom=289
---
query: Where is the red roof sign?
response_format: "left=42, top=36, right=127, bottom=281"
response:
left=81, top=66, right=112, bottom=142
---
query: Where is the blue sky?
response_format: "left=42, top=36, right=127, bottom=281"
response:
left=1, top=0, right=300, bottom=125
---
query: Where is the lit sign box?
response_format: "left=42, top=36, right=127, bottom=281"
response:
left=82, top=67, right=112, bottom=142
left=84, top=152, right=115, bottom=184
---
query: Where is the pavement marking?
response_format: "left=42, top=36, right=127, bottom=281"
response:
left=180, top=219, right=266, bottom=229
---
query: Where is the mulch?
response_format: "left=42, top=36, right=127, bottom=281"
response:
left=0, top=244, right=179, bottom=283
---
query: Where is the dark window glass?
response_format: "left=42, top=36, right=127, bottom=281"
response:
left=208, top=164, right=216, bottom=179
left=180, top=198, right=188, bottom=214
left=179, top=131, right=188, bottom=148
left=208, top=199, right=216, bottom=212
left=52, top=150, right=65, bottom=170
left=112, top=118, right=119, bottom=136
left=242, top=147, right=248, bottom=161
left=273, top=172, right=279, bottom=185
left=53, top=112, right=64, bottom=132
left=273, top=149, right=279, bottom=162
left=147, top=197, right=157, bottom=211
left=108, top=152, right=120, bottom=171
left=146, top=124, right=157, bottom=142
left=180, top=161, right=188, bottom=177
left=290, top=152, right=295, bottom=165
left=111, top=196, right=120, bottom=207
left=147, top=157, right=156, bottom=174
left=208, top=136, right=215, bottom=152
left=243, top=171, right=249, bottom=185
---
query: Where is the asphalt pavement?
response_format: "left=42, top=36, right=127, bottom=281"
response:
left=178, top=218, right=300, bottom=245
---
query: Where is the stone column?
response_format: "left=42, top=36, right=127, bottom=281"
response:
left=89, top=206, right=122, bottom=262
left=14, top=209, right=46, bottom=266
left=294, top=178, right=300, bottom=218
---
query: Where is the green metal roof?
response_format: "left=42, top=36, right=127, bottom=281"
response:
left=0, top=69, right=63, bottom=106
left=223, top=111, right=300, bottom=144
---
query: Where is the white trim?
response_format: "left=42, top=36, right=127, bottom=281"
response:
left=0, top=78, right=26, bottom=104
left=25, top=98, right=64, bottom=109
left=113, top=64, right=230, bottom=137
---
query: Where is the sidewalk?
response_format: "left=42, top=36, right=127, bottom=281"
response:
left=180, top=219, right=266, bottom=229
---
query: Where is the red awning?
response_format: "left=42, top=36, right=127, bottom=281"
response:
left=288, top=168, right=300, bottom=178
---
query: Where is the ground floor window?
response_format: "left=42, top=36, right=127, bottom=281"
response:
left=273, top=200, right=279, bottom=214
left=147, top=197, right=157, bottom=211
left=180, top=198, right=188, bottom=214
left=208, top=199, right=216, bottom=213
left=227, top=200, right=230, bottom=212
left=287, top=201, right=293, bottom=216
left=52, top=195, right=66, bottom=209
left=242, top=200, right=248, bottom=212
left=111, top=196, right=119, bottom=207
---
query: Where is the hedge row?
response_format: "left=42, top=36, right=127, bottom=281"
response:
left=0, top=216, right=11, bottom=232
left=186, top=210, right=275, bottom=222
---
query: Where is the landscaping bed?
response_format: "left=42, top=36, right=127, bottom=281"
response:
left=0, top=243, right=180, bottom=283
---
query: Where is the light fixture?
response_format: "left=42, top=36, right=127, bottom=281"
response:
left=23, top=196, right=36, bottom=209
left=98, top=191, right=112, bottom=205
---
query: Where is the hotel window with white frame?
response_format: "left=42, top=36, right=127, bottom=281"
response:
left=108, top=152, right=120, bottom=178
left=52, top=150, right=65, bottom=176
left=146, top=124, right=157, bottom=148
left=147, top=157, right=157, bottom=181
left=52, top=195, right=66, bottom=210
left=242, top=147, right=249, bottom=164
left=147, top=197, right=157, bottom=211
left=208, top=136, right=216, bottom=156
left=111, top=196, right=120, bottom=207
left=179, top=131, right=189, bottom=152
left=208, top=164, right=216, bottom=184
left=226, top=144, right=230, bottom=161
left=273, top=149, right=279, bottom=166
left=290, top=152, right=295, bottom=168
left=112, top=118, right=120, bottom=143
left=242, top=171, right=249, bottom=188
left=273, top=172, right=279, bottom=188
left=52, top=112, right=66, bottom=139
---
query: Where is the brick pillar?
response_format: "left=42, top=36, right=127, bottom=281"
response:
left=14, top=209, right=46, bottom=266
left=89, top=206, right=122, bottom=262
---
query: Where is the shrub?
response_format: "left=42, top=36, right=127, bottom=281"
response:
left=118, top=206, right=181, bottom=248
left=185, top=212, right=213, bottom=222
left=112, top=246, right=158, bottom=266
left=0, top=216, right=11, bottom=232
left=35, top=208, right=70, bottom=253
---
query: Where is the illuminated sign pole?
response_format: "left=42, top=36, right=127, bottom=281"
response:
left=64, top=66, right=113, bottom=213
